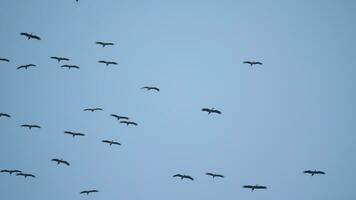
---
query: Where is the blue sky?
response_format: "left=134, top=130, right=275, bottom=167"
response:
left=0, top=0, right=355, bottom=199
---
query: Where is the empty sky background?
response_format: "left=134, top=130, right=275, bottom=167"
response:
left=0, top=0, right=355, bottom=199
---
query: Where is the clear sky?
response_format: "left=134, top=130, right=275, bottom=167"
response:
left=0, top=0, right=355, bottom=199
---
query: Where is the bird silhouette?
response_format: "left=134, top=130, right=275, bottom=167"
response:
left=84, top=108, right=103, bottom=112
left=51, top=158, right=70, bottom=166
left=50, top=57, right=70, bottom=62
left=21, top=124, right=41, bottom=129
left=80, top=190, right=99, bottom=195
left=243, top=61, right=263, bottom=66
left=141, top=86, right=160, bottom=92
left=304, top=170, right=325, bottom=176
left=0, top=113, right=11, bottom=118
left=243, top=184, right=267, bottom=192
left=102, top=140, right=121, bottom=146
left=98, top=60, right=118, bottom=66
left=96, top=41, right=114, bottom=47
left=61, top=65, right=80, bottom=69
left=173, top=174, right=194, bottom=181
left=16, top=173, right=36, bottom=178
left=0, top=58, right=10, bottom=62
left=205, top=173, right=224, bottom=178
left=17, top=64, right=36, bottom=70
left=0, top=169, right=22, bottom=175
left=120, top=120, right=138, bottom=126
left=64, top=131, right=85, bottom=138
left=20, top=32, right=41, bottom=40
left=201, top=108, right=222, bottom=114
left=110, top=114, right=129, bottom=121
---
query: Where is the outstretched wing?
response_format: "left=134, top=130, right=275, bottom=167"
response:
left=173, top=174, right=182, bottom=178
left=185, top=176, right=194, bottom=181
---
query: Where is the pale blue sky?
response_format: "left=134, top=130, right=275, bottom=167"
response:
left=0, top=0, right=355, bottom=199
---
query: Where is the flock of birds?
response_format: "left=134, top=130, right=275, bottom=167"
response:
left=0, top=1, right=326, bottom=197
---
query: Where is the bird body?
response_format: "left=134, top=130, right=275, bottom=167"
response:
left=304, top=170, right=325, bottom=176
left=0, top=113, right=11, bottom=118
left=96, top=41, right=114, bottom=47
left=84, top=108, right=103, bottom=112
left=173, top=174, right=194, bottom=181
left=205, top=173, right=224, bottom=178
left=120, top=120, right=138, bottom=126
left=201, top=108, right=222, bottom=115
left=98, top=60, right=118, bottom=66
left=16, top=173, right=36, bottom=178
left=243, top=184, right=267, bottom=192
left=51, top=158, right=70, bottom=166
left=20, top=32, right=41, bottom=40
left=50, top=57, right=70, bottom=62
left=110, top=114, right=129, bottom=121
left=61, top=65, right=80, bottom=69
left=243, top=61, right=263, bottom=66
left=102, top=140, right=121, bottom=146
left=141, top=86, right=160, bottom=92
left=0, top=169, right=21, bottom=175
left=17, top=64, right=36, bottom=70
left=80, top=190, right=99, bottom=195
left=64, top=131, right=85, bottom=138
left=21, top=124, right=41, bottom=129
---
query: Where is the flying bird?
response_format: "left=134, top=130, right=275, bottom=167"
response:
left=21, top=124, right=41, bottom=129
left=51, top=158, right=70, bottom=166
left=243, top=185, right=267, bottom=192
left=20, top=32, right=41, bottom=40
left=120, top=121, right=138, bottom=126
left=17, top=64, right=36, bottom=70
left=84, top=108, right=103, bottom=112
left=0, top=113, right=11, bottom=118
left=205, top=173, right=224, bottom=178
left=102, top=140, right=121, bottom=146
left=80, top=190, right=99, bottom=195
left=61, top=65, right=79, bottom=69
left=243, top=61, right=263, bottom=66
left=0, top=58, right=10, bottom=62
left=141, top=86, right=160, bottom=92
left=201, top=108, right=222, bottom=115
left=173, top=174, right=194, bottom=181
left=64, top=131, right=85, bottom=138
left=96, top=41, right=114, bottom=47
left=0, top=169, right=22, bottom=175
left=304, top=170, right=326, bottom=176
left=110, top=114, right=129, bottom=121
left=98, top=60, right=118, bottom=66
left=16, top=173, right=36, bottom=178
left=50, top=57, right=70, bottom=62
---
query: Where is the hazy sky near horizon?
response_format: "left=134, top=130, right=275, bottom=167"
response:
left=0, top=0, right=355, bottom=199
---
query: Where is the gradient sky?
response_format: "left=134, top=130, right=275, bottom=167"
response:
left=0, top=0, right=355, bottom=199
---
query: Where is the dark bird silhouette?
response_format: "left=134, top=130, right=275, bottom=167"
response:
left=120, top=120, right=138, bottom=126
left=201, top=108, right=222, bottom=115
left=0, top=169, right=22, bottom=175
left=173, top=174, right=194, bottom=181
left=21, top=124, right=41, bottom=129
left=98, top=60, right=118, bottom=66
left=84, top=108, right=103, bottom=112
left=61, top=65, right=80, bottom=69
left=0, top=113, right=11, bottom=118
left=304, top=170, right=326, bottom=176
left=141, top=86, right=160, bottom=92
left=16, top=173, right=36, bottom=178
left=243, top=185, right=267, bottom=192
left=80, top=190, right=99, bottom=195
left=50, top=56, right=70, bottom=62
left=0, top=58, right=10, bottom=62
left=205, top=173, right=224, bottom=178
left=17, top=64, right=36, bottom=70
left=110, top=114, right=129, bottom=121
left=243, top=61, right=263, bottom=66
left=51, top=158, right=70, bottom=166
left=96, top=41, right=114, bottom=47
left=102, top=140, right=121, bottom=146
left=20, top=32, right=41, bottom=40
left=64, top=131, right=85, bottom=138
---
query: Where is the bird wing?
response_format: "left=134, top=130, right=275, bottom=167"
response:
left=113, top=141, right=121, bottom=145
left=173, top=174, right=182, bottom=178
left=63, top=161, right=70, bottom=166
left=185, top=176, right=194, bottom=181
left=256, top=186, right=267, bottom=189
left=243, top=185, right=253, bottom=189
left=32, top=35, right=41, bottom=40
left=205, top=173, right=214, bottom=176
left=213, top=110, right=222, bottom=114
left=20, top=32, right=30, bottom=37
left=102, top=140, right=110, bottom=143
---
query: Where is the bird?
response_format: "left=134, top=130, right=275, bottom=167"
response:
left=304, top=170, right=326, bottom=176
left=21, top=124, right=41, bottom=129
left=98, top=60, right=118, bottom=66
left=243, top=61, right=263, bottom=66
left=51, top=158, right=70, bottom=166
left=20, top=32, right=41, bottom=40
left=83, top=108, right=103, bottom=112
left=110, top=114, right=129, bottom=121
left=242, top=185, right=267, bottom=192
left=16, top=173, right=36, bottom=178
left=80, top=190, right=99, bottom=195
left=205, top=173, right=224, bottom=178
left=96, top=41, right=114, bottom=47
left=64, top=131, right=85, bottom=138
left=0, top=113, right=11, bottom=118
left=173, top=174, right=194, bottom=181
left=17, top=64, right=36, bottom=70
left=141, top=86, right=160, bottom=92
left=102, top=140, right=121, bottom=146
left=201, top=108, right=222, bottom=115
left=0, top=169, right=22, bottom=175
left=0, top=58, right=10, bottom=63
left=50, top=57, right=70, bottom=62
left=61, top=65, right=80, bottom=69
left=120, top=121, right=138, bottom=126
